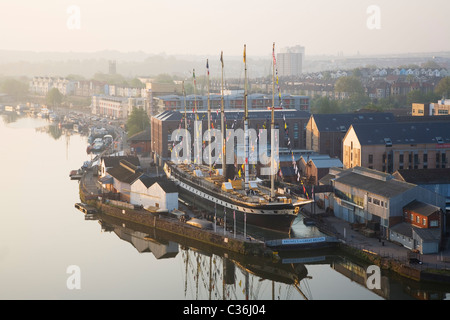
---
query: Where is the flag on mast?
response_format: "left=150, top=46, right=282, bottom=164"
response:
left=206, top=59, right=209, bottom=76
left=220, top=51, right=224, bottom=67
left=243, top=45, right=246, bottom=63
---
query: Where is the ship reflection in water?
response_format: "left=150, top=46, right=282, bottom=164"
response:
left=83, top=212, right=449, bottom=300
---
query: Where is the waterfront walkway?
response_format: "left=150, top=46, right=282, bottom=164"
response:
left=306, top=205, right=450, bottom=271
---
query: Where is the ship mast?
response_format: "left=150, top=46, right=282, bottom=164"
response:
left=243, top=44, right=249, bottom=191
left=271, top=43, right=276, bottom=198
left=182, top=81, right=187, bottom=130
left=220, top=51, right=227, bottom=179
left=207, top=59, right=212, bottom=172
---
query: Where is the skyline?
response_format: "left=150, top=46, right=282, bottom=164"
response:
left=0, top=0, right=449, bottom=58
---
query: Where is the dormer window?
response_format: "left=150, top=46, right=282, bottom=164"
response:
left=384, top=138, right=392, bottom=147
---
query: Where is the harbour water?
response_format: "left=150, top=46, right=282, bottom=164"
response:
left=0, top=114, right=449, bottom=300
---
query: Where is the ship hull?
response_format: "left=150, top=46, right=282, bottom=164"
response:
left=165, top=163, right=305, bottom=233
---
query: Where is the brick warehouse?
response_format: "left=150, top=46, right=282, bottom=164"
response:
left=151, top=109, right=311, bottom=166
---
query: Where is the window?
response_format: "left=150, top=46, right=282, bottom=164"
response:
left=399, top=154, right=404, bottom=163
left=410, top=213, right=414, bottom=221
left=368, top=154, right=373, bottom=164
left=416, top=216, right=420, bottom=223
left=423, top=218, right=426, bottom=226
left=430, top=220, right=438, bottom=227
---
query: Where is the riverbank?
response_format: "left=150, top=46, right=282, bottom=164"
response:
left=78, top=160, right=450, bottom=285
left=302, top=206, right=450, bottom=284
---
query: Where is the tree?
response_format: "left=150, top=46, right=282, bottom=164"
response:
left=129, top=78, right=145, bottom=88
left=334, top=76, right=365, bottom=96
left=311, top=97, right=341, bottom=114
left=421, top=60, right=442, bottom=69
left=435, top=77, right=450, bottom=98
left=126, top=107, right=150, bottom=137
left=45, top=88, right=64, bottom=107
left=0, top=78, right=28, bottom=100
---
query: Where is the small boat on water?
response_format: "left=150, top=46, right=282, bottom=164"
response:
left=69, top=169, right=83, bottom=180
left=74, top=203, right=97, bottom=215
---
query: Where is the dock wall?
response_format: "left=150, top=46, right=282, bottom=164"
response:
left=92, top=201, right=269, bottom=257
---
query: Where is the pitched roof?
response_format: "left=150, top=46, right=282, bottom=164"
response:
left=394, top=168, right=450, bottom=185
left=312, top=112, right=395, bottom=133
left=102, top=155, right=140, bottom=168
left=137, top=175, right=178, bottom=193
left=309, top=158, right=343, bottom=169
left=334, top=167, right=416, bottom=198
left=403, top=200, right=441, bottom=216
left=128, top=128, right=151, bottom=141
left=107, top=160, right=143, bottom=184
left=351, top=121, right=450, bottom=146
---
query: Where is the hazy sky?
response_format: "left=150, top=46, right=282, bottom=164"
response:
left=0, top=0, right=449, bottom=57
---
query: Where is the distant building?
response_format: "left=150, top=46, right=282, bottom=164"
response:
left=153, top=93, right=310, bottom=114
left=29, top=77, right=76, bottom=96
left=393, top=168, right=450, bottom=213
left=277, top=45, right=305, bottom=77
left=74, top=80, right=106, bottom=97
left=109, top=60, right=116, bottom=75
left=128, top=128, right=151, bottom=156
left=342, top=121, right=450, bottom=173
left=412, top=99, right=450, bottom=117
left=91, top=95, right=128, bottom=119
left=299, top=154, right=343, bottom=185
left=324, top=166, right=446, bottom=247
left=91, top=95, right=149, bottom=119
left=151, top=109, right=311, bottom=166
left=430, top=99, right=450, bottom=116
left=305, top=113, right=396, bottom=160
left=412, top=103, right=431, bottom=116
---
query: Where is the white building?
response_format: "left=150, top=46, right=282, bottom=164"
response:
left=91, top=95, right=128, bottom=119
left=130, top=175, right=178, bottom=212
left=277, top=45, right=305, bottom=77
left=29, top=77, right=76, bottom=96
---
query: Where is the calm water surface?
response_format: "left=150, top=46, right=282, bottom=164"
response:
left=0, top=115, right=448, bottom=300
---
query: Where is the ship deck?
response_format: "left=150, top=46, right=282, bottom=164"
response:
left=168, top=162, right=310, bottom=207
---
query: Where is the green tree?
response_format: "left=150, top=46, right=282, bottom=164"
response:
left=154, top=73, right=174, bottom=84
left=129, top=78, right=145, bottom=88
left=126, top=107, right=150, bottom=137
left=311, top=97, right=341, bottom=114
left=406, top=90, right=427, bottom=105
left=421, top=60, right=442, bottom=69
left=334, top=76, right=365, bottom=96
left=0, top=78, right=28, bottom=100
left=45, top=88, right=64, bottom=107
left=435, top=77, right=450, bottom=98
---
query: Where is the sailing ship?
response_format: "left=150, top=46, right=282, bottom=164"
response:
left=164, top=44, right=313, bottom=233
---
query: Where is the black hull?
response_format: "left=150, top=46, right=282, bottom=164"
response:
left=179, top=188, right=296, bottom=233
left=166, top=163, right=302, bottom=233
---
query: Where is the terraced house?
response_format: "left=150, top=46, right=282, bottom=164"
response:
left=343, top=121, right=450, bottom=173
